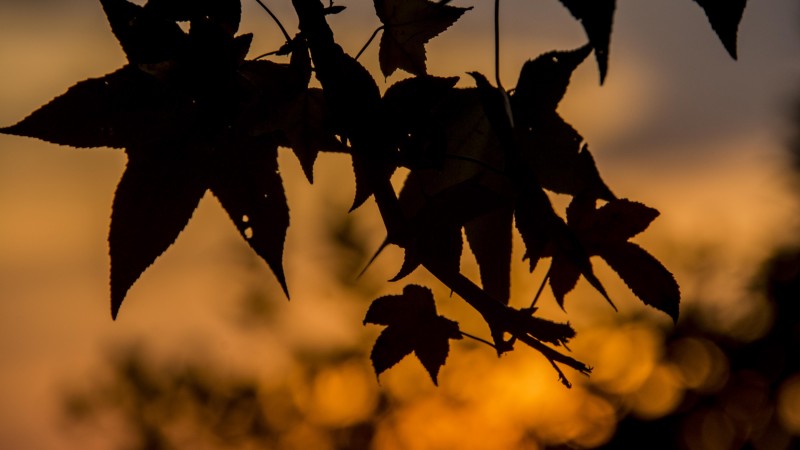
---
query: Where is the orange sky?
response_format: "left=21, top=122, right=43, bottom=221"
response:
left=1, top=1, right=799, bottom=448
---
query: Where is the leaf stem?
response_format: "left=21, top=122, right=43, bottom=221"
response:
left=252, top=50, right=281, bottom=60
left=253, top=0, right=293, bottom=42
left=355, top=26, right=384, bottom=61
left=460, top=331, right=497, bottom=349
left=494, top=0, right=502, bottom=89
left=529, top=261, right=553, bottom=309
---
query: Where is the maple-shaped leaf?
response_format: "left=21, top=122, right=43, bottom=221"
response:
left=374, top=0, right=472, bottom=77
left=512, top=46, right=615, bottom=201
left=556, top=0, right=615, bottom=83
left=2, top=0, right=301, bottom=318
left=692, top=0, right=747, bottom=59
left=364, top=285, right=462, bottom=384
left=550, top=197, right=680, bottom=321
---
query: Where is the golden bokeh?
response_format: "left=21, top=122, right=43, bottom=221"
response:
left=777, top=374, right=800, bottom=435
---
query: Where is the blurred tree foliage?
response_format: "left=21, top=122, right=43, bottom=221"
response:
left=62, top=169, right=800, bottom=449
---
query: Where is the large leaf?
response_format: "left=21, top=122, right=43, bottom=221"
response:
left=374, top=0, right=471, bottom=77
left=3, top=0, right=302, bottom=318
left=364, top=285, right=462, bottom=384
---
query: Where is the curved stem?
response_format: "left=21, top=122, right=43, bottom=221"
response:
left=355, top=26, right=384, bottom=61
left=253, top=0, right=293, bottom=42
left=529, top=261, right=553, bottom=309
left=461, top=331, right=497, bottom=350
left=494, top=0, right=502, bottom=89
left=252, top=50, right=281, bottom=60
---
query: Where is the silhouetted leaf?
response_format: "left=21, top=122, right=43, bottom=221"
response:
left=364, top=285, right=462, bottom=384
left=280, top=89, right=347, bottom=182
left=692, top=0, right=747, bottom=59
left=382, top=75, right=459, bottom=168
left=513, top=47, right=615, bottom=201
left=4, top=0, right=297, bottom=318
left=556, top=0, right=615, bottom=82
left=396, top=173, right=506, bottom=280
left=555, top=197, right=680, bottom=320
left=209, top=138, right=290, bottom=297
left=601, top=243, right=680, bottom=321
left=109, top=144, right=206, bottom=318
left=513, top=45, right=593, bottom=115
left=0, top=67, right=192, bottom=148
left=374, top=0, right=472, bottom=77
left=465, top=205, right=513, bottom=304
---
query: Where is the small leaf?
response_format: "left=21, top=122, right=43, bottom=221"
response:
left=556, top=0, right=615, bottom=83
left=374, top=0, right=472, bottom=77
left=364, top=285, right=462, bottom=384
left=692, top=0, right=747, bottom=59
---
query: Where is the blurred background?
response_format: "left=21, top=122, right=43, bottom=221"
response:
left=1, top=0, right=799, bottom=449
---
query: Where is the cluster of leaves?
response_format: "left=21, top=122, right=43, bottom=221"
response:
left=1, top=0, right=747, bottom=386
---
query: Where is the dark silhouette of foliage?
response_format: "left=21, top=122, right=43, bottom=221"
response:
left=364, top=284, right=462, bottom=384
left=1, top=0, right=749, bottom=386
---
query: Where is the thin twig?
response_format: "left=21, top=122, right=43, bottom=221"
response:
left=494, top=0, right=502, bottom=89
left=253, top=0, right=292, bottom=42
left=355, top=26, right=384, bottom=61
left=461, top=331, right=497, bottom=350
left=253, top=50, right=281, bottom=60
left=529, top=261, right=553, bottom=309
